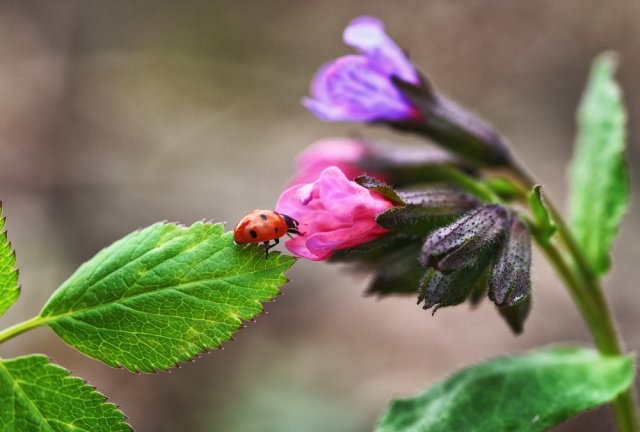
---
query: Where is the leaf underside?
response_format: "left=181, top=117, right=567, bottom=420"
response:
left=569, top=53, right=628, bottom=277
left=0, top=355, right=130, bottom=432
left=0, top=202, right=20, bottom=317
left=40, top=222, right=295, bottom=373
left=376, top=346, right=634, bottom=432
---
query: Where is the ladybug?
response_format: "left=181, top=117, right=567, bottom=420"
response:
left=233, top=210, right=301, bottom=257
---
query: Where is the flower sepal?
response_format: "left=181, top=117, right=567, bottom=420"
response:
left=376, top=188, right=479, bottom=237
left=488, top=216, right=532, bottom=307
left=417, top=260, right=491, bottom=313
left=421, top=205, right=509, bottom=273
left=328, top=234, right=425, bottom=298
left=391, top=76, right=511, bottom=167
left=496, top=295, right=532, bottom=334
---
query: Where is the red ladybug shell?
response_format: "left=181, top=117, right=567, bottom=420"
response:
left=233, top=210, right=289, bottom=244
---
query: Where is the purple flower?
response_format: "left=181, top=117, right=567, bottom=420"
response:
left=303, top=16, right=421, bottom=122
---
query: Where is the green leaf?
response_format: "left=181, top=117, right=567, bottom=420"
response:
left=0, top=354, right=130, bottom=432
left=527, top=185, right=556, bottom=243
left=377, top=346, right=634, bottom=432
left=0, top=202, right=19, bottom=317
left=39, top=222, right=295, bottom=373
left=569, top=53, right=628, bottom=277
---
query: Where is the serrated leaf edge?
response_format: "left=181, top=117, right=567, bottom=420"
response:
left=0, top=200, right=21, bottom=317
left=0, top=354, right=132, bottom=431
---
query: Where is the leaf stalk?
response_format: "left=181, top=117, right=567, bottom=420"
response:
left=0, top=316, right=45, bottom=346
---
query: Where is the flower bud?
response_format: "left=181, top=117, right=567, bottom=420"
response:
left=421, top=205, right=509, bottom=272
left=376, top=188, right=479, bottom=237
left=417, top=261, right=490, bottom=313
left=390, top=82, right=511, bottom=166
left=489, top=216, right=532, bottom=306
left=497, top=295, right=532, bottom=334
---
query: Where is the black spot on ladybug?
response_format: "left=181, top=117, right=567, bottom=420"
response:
left=249, top=230, right=258, bottom=239
left=260, top=214, right=267, bottom=221
left=275, top=227, right=279, bottom=233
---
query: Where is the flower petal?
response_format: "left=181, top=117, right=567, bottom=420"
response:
left=307, top=56, right=415, bottom=122
left=276, top=166, right=395, bottom=260
left=343, top=16, right=417, bottom=84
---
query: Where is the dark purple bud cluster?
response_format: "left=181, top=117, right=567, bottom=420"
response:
left=329, top=183, right=482, bottom=292
left=417, top=205, right=532, bottom=333
left=329, top=174, right=532, bottom=333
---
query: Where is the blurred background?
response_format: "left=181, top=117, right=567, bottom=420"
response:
left=0, top=1, right=638, bottom=430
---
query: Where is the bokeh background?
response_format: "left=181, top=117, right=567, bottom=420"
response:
left=0, top=1, right=639, bottom=431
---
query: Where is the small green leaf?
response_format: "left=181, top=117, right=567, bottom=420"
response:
left=0, top=354, right=130, bottom=431
left=39, top=222, right=295, bottom=373
left=377, top=346, right=634, bottom=432
left=569, top=53, right=628, bottom=277
left=527, top=185, right=556, bottom=243
left=0, top=202, right=19, bottom=317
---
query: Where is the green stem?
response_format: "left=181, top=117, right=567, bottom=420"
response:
left=507, top=162, right=639, bottom=432
left=436, top=166, right=500, bottom=203
left=0, top=316, right=45, bottom=346
left=507, top=160, right=598, bottom=288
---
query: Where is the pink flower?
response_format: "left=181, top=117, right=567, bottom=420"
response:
left=276, top=166, right=394, bottom=260
left=288, top=138, right=372, bottom=185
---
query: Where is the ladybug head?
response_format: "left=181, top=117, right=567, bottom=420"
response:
left=279, top=213, right=301, bottom=235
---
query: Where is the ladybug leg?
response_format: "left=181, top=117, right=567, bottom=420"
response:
left=262, top=238, right=280, bottom=258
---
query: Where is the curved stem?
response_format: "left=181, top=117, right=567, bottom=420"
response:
left=506, top=161, right=638, bottom=431
left=0, top=316, right=45, bottom=346
left=507, top=160, right=598, bottom=288
left=436, top=166, right=500, bottom=203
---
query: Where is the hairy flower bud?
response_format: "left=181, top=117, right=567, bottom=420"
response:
left=391, top=82, right=511, bottom=166
left=497, top=295, right=532, bottom=334
left=376, top=188, right=479, bottom=237
left=489, top=216, right=532, bottom=306
left=417, top=262, right=490, bottom=313
left=421, top=205, right=509, bottom=272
